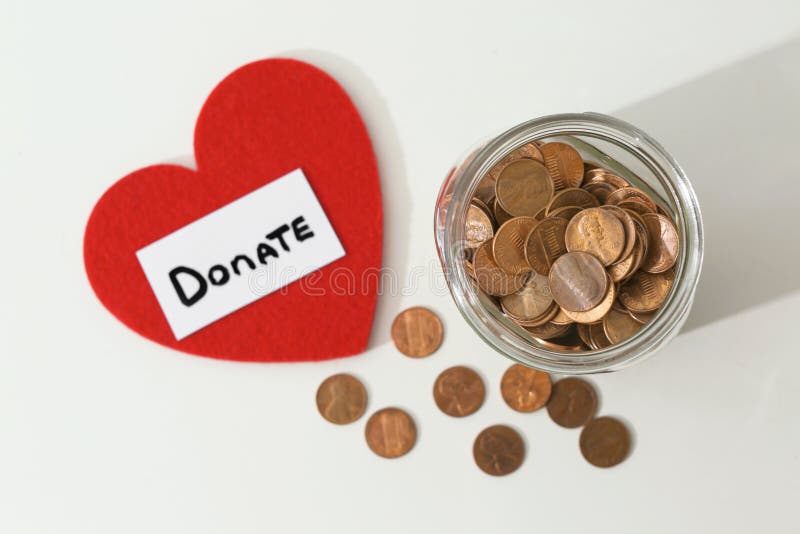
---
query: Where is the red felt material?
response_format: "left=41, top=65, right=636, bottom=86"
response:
left=83, top=59, right=382, bottom=362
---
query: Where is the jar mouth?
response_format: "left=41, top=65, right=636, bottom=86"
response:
left=435, top=113, right=704, bottom=374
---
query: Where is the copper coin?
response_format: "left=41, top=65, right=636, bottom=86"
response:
left=549, top=251, right=609, bottom=312
left=618, top=269, right=674, bottom=313
left=561, top=276, right=616, bottom=325
left=583, top=181, right=617, bottom=204
left=617, top=198, right=655, bottom=215
left=365, top=408, right=417, bottom=459
left=541, top=142, right=584, bottom=190
left=493, top=197, right=513, bottom=226
left=640, top=213, right=679, bottom=273
left=524, top=217, right=568, bottom=276
left=603, top=307, right=644, bottom=344
left=495, top=159, right=554, bottom=217
left=486, top=142, right=545, bottom=182
left=629, top=309, right=656, bottom=325
left=524, top=321, right=571, bottom=340
left=583, top=168, right=630, bottom=189
left=316, top=373, right=367, bottom=425
left=433, top=366, right=485, bottom=417
left=588, top=321, right=613, bottom=350
left=465, top=203, right=494, bottom=249
left=500, top=273, right=553, bottom=321
left=474, top=174, right=496, bottom=206
left=534, top=326, right=587, bottom=351
left=549, top=205, right=583, bottom=220
left=550, top=306, right=574, bottom=326
left=473, top=425, right=525, bottom=476
left=565, top=207, right=626, bottom=265
left=580, top=416, right=631, bottom=468
left=546, top=377, right=598, bottom=428
left=509, top=301, right=559, bottom=327
left=391, top=307, right=444, bottom=358
left=546, top=187, right=599, bottom=215
left=606, top=187, right=658, bottom=212
left=607, top=227, right=645, bottom=283
left=493, top=216, right=539, bottom=274
left=500, top=364, right=552, bottom=413
left=601, top=205, right=637, bottom=264
left=473, top=240, right=528, bottom=296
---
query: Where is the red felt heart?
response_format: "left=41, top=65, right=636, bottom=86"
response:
left=84, top=59, right=382, bottom=362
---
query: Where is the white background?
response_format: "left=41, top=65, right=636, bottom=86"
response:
left=3, top=1, right=800, bottom=533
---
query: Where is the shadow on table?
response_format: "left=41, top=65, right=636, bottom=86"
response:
left=615, top=37, right=800, bottom=333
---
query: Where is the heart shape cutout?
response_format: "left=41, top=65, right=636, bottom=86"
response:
left=84, top=59, right=382, bottom=362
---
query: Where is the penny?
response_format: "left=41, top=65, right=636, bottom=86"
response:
left=546, top=377, right=598, bottom=428
left=640, top=213, right=679, bottom=273
left=316, top=373, right=367, bottom=425
left=500, top=364, right=552, bottom=412
left=486, top=142, right=545, bottom=182
left=603, top=307, right=644, bottom=344
left=510, top=302, right=559, bottom=327
left=391, top=307, right=444, bottom=358
left=606, top=187, right=658, bottom=212
left=493, top=197, right=513, bottom=226
left=524, top=217, right=568, bottom=275
left=473, top=240, right=528, bottom=296
left=524, top=321, right=571, bottom=340
left=493, top=216, right=539, bottom=274
left=546, top=187, right=599, bottom=215
left=576, top=323, right=593, bottom=347
left=465, top=203, right=494, bottom=249
left=549, top=252, right=609, bottom=312
left=473, top=425, right=525, bottom=476
left=617, top=198, right=655, bottom=215
left=550, top=306, right=574, bottom=326
left=541, top=142, right=584, bottom=190
left=629, top=310, right=656, bottom=324
left=534, top=326, right=586, bottom=351
left=583, top=168, right=630, bottom=189
left=583, top=181, right=617, bottom=204
left=588, top=321, right=613, bottom=349
left=618, top=269, right=674, bottom=313
left=607, top=226, right=645, bottom=283
left=580, top=416, right=631, bottom=468
left=601, top=205, right=637, bottom=263
left=495, top=159, right=554, bottom=217
left=549, top=205, right=583, bottom=220
left=433, top=366, right=485, bottom=417
left=365, top=408, right=417, bottom=459
left=565, top=207, right=626, bottom=265
left=561, top=276, right=615, bottom=325
left=500, top=273, right=553, bottom=321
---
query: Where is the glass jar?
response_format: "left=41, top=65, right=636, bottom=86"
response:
left=434, top=113, right=704, bottom=374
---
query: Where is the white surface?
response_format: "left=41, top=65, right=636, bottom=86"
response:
left=136, top=169, right=344, bottom=339
left=3, top=1, right=800, bottom=533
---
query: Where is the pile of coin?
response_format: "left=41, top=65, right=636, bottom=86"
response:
left=316, top=306, right=632, bottom=473
left=465, top=140, right=679, bottom=350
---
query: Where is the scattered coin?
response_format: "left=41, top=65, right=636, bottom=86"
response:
left=546, top=377, right=598, bottom=428
left=500, top=364, right=552, bottom=413
left=365, top=407, right=417, bottom=459
left=433, top=366, right=485, bottom=417
left=391, top=307, right=444, bottom=358
left=549, top=252, right=608, bottom=312
left=579, top=416, right=631, bottom=468
left=473, top=425, right=526, bottom=476
left=316, top=373, right=367, bottom=425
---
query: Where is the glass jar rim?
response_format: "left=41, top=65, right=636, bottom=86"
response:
left=436, top=112, right=704, bottom=374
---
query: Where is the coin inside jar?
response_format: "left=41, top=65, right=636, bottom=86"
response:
left=546, top=377, right=598, bottom=428
left=579, top=416, right=631, bottom=468
left=565, top=207, right=626, bottom=265
left=548, top=252, right=608, bottom=312
left=433, top=366, right=485, bottom=417
left=603, top=307, right=645, bottom=344
left=618, top=269, right=674, bottom=313
left=495, top=159, right=554, bottom=217
left=473, top=240, right=528, bottom=296
left=315, top=373, right=367, bottom=425
left=365, top=407, right=417, bottom=459
left=492, top=216, right=539, bottom=274
left=499, top=273, right=553, bottom=322
left=524, top=217, right=568, bottom=276
left=640, top=213, right=679, bottom=273
left=465, top=202, right=494, bottom=249
left=541, top=142, right=584, bottom=190
left=391, top=307, right=444, bottom=358
left=473, top=425, right=526, bottom=476
left=500, top=364, right=552, bottom=412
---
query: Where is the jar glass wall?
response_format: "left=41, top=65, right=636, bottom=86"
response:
left=434, top=113, right=704, bottom=374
